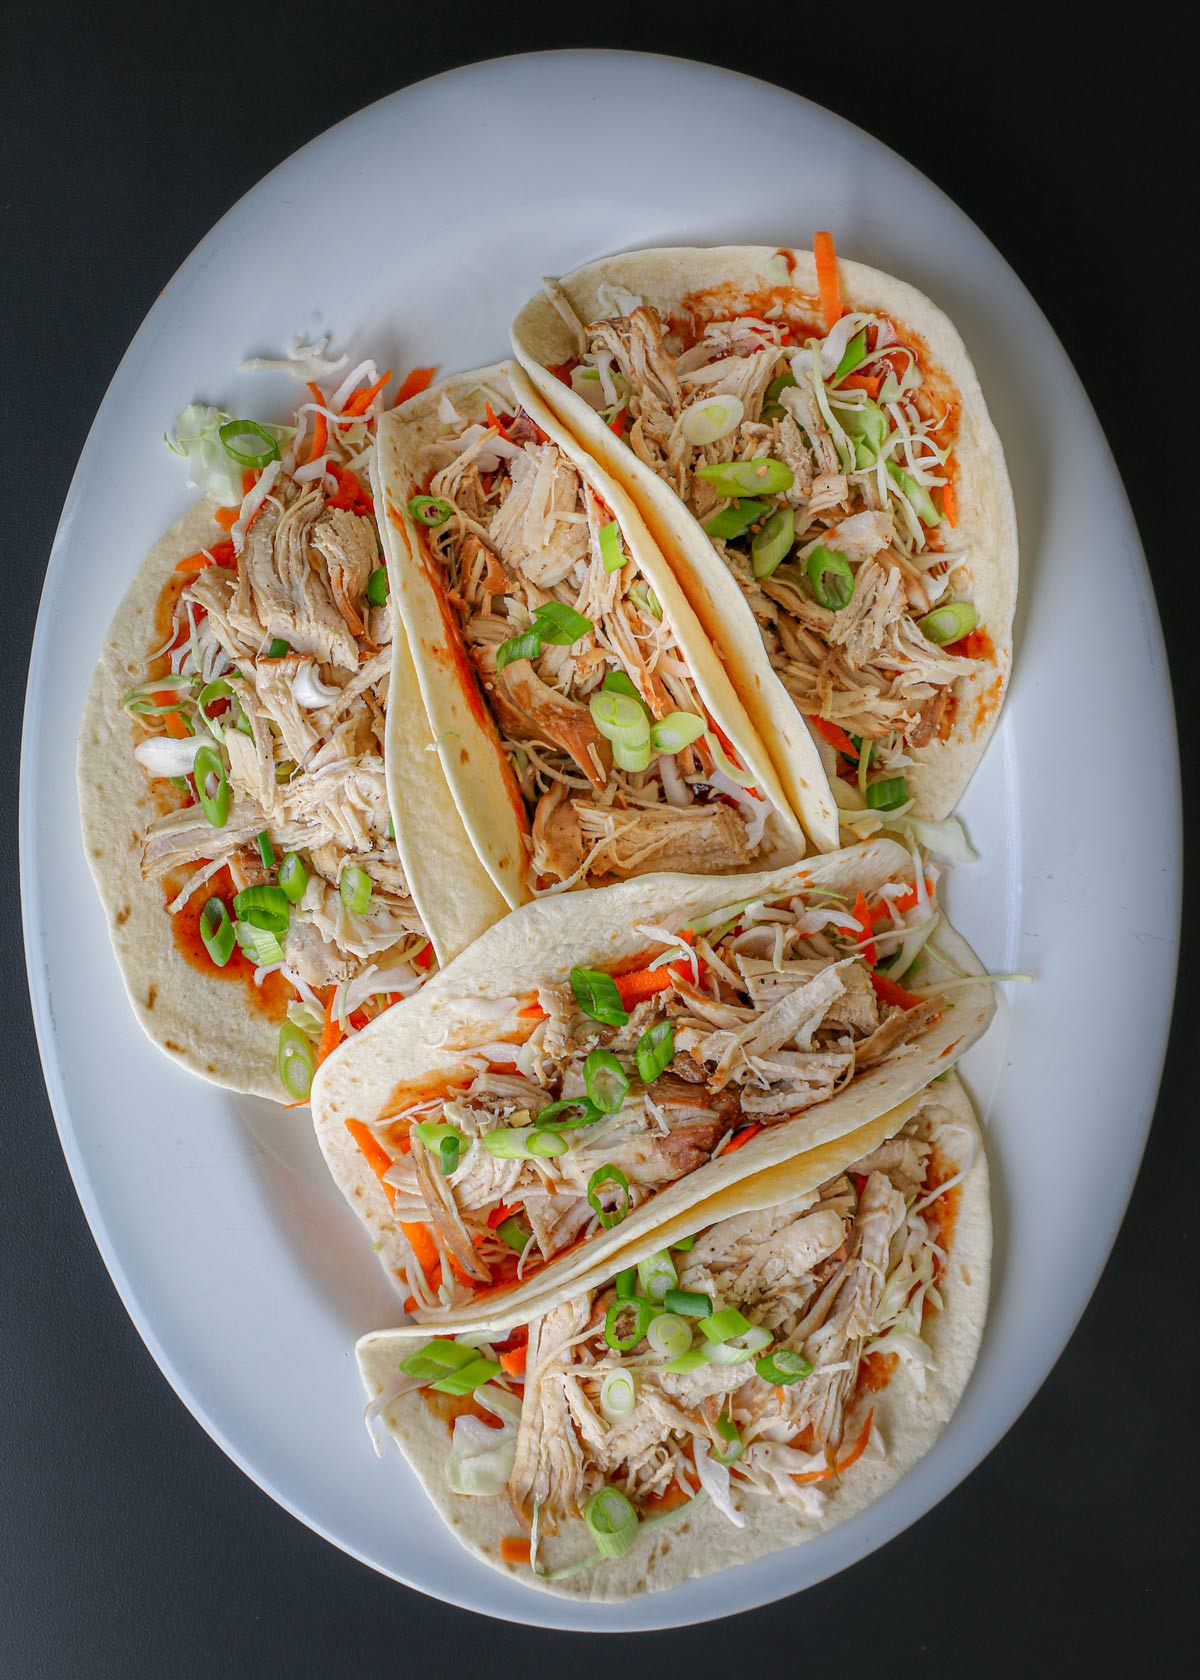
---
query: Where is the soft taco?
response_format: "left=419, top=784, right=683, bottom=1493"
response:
left=311, top=838, right=994, bottom=1323
left=370, top=360, right=825, bottom=955
left=80, top=352, right=507, bottom=1103
left=356, top=1072, right=988, bottom=1599
left=511, top=238, right=1017, bottom=841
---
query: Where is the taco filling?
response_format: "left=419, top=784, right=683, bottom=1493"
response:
left=370, top=1094, right=974, bottom=1579
left=124, top=355, right=439, bottom=1099
left=544, top=249, right=985, bottom=817
left=345, top=860, right=949, bottom=1313
left=407, top=390, right=790, bottom=890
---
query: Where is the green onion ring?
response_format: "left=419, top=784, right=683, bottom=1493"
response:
left=587, top=1163, right=630, bottom=1229
left=198, top=897, right=235, bottom=967
left=751, top=507, right=795, bottom=578
left=407, top=495, right=453, bottom=526
left=192, top=743, right=230, bottom=828
left=755, top=1349, right=814, bottom=1385
left=582, top=1487, right=640, bottom=1559
left=598, top=520, right=625, bottom=573
left=366, top=566, right=389, bottom=606
left=918, top=600, right=978, bottom=645
left=583, top=1049, right=629, bottom=1114
left=569, top=967, right=629, bottom=1027
left=278, top=852, right=309, bottom=903
left=604, top=1296, right=653, bottom=1351
left=218, top=418, right=281, bottom=469
left=339, top=865, right=373, bottom=914
left=806, top=545, right=855, bottom=611
left=277, top=1021, right=316, bottom=1101
left=635, top=1021, right=674, bottom=1084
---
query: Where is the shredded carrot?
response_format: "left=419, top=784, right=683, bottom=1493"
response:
left=841, top=371, right=881, bottom=398
left=414, top=941, right=434, bottom=971
left=487, top=1202, right=517, bottom=1229
left=612, top=966, right=675, bottom=1009
left=484, top=400, right=511, bottom=440
left=870, top=879, right=934, bottom=927
left=641, top=1479, right=696, bottom=1516
left=499, top=1345, right=528, bottom=1377
left=500, top=1536, right=532, bottom=1565
left=719, top=1122, right=764, bottom=1156
left=870, top=972, right=925, bottom=1011
left=609, top=407, right=627, bottom=438
left=318, top=990, right=345, bottom=1064
left=792, top=1408, right=874, bottom=1484
left=392, top=366, right=437, bottom=407
left=813, top=230, right=842, bottom=330
left=175, top=540, right=234, bottom=575
left=516, top=1001, right=548, bottom=1019
left=400, top=1220, right=441, bottom=1280
left=241, top=469, right=257, bottom=497
left=851, top=891, right=877, bottom=966
left=342, top=368, right=392, bottom=423
left=214, top=505, right=239, bottom=531
left=159, top=703, right=190, bottom=740
left=305, top=382, right=328, bottom=463
left=344, top=1119, right=397, bottom=1207
left=809, top=714, right=860, bottom=759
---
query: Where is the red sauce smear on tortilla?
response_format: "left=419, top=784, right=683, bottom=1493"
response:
left=856, top=1351, right=899, bottom=1396
left=167, top=865, right=290, bottom=1021
left=948, top=627, right=995, bottom=664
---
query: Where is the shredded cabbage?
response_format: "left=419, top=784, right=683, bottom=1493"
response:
left=445, top=1414, right=517, bottom=1497
left=693, top=1438, right=745, bottom=1528
left=167, top=405, right=244, bottom=504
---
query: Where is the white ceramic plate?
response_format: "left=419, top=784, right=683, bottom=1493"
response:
left=22, top=51, right=1179, bottom=1630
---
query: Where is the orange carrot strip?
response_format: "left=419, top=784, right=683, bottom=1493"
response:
left=609, top=407, right=627, bottom=437
left=484, top=400, right=511, bottom=440
left=499, top=1346, right=528, bottom=1377
left=214, top=505, right=239, bottom=531
left=516, top=1001, right=548, bottom=1020
left=318, top=990, right=345, bottom=1064
left=814, top=230, right=842, bottom=330
left=500, top=1536, right=532, bottom=1565
left=719, top=1122, right=764, bottom=1156
left=158, top=700, right=190, bottom=740
left=613, top=967, right=674, bottom=1009
left=792, top=1408, right=874, bottom=1484
left=841, top=371, right=881, bottom=398
left=851, top=891, right=877, bottom=966
left=400, top=1220, right=441, bottom=1280
left=342, top=368, right=392, bottom=421
left=869, top=879, right=934, bottom=927
left=174, top=540, right=234, bottom=575
left=392, top=366, right=437, bottom=406
left=870, top=972, right=925, bottom=1011
left=306, top=382, right=328, bottom=463
left=809, top=714, right=860, bottom=759
left=344, top=1119, right=397, bottom=1207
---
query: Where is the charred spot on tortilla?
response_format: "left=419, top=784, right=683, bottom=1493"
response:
left=115, top=905, right=130, bottom=927
left=146, top=984, right=157, bottom=1010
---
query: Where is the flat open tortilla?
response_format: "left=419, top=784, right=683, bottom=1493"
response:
left=312, top=838, right=994, bottom=1324
left=356, top=1073, right=989, bottom=1599
left=512, top=246, right=1018, bottom=826
left=79, top=498, right=506, bottom=1102
left=372, top=361, right=814, bottom=951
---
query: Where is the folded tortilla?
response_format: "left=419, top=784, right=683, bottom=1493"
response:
left=512, top=245, right=1017, bottom=831
left=312, top=838, right=994, bottom=1325
left=356, top=1073, right=989, bottom=1599
left=372, top=360, right=821, bottom=957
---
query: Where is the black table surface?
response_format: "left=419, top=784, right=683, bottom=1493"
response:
left=3, top=6, right=1194, bottom=1673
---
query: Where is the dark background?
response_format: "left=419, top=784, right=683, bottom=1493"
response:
left=3, top=4, right=1194, bottom=1674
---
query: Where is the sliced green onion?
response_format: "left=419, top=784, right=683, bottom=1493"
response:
left=807, top=545, right=855, bottom=611
left=570, top=967, right=629, bottom=1027
left=918, top=601, right=978, bottom=645
left=199, top=897, right=235, bottom=967
left=481, top=1128, right=537, bottom=1160
left=583, top=1049, right=629, bottom=1114
left=696, top=458, right=794, bottom=497
left=866, top=776, right=909, bottom=812
left=833, top=329, right=868, bottom=383
left=664, top=1289, right=712, bottom=1318
left=235, top=920, right=283, bottom=966
left=440, top=1135, right=462, bottom=1174
left=589, top=689, right=651, bottom=747
left=712, top=1415, right=743, bottom=1465
left=605, top=1296, right=653, bottom=1350
left=600, top=670, right=649, bottom=709
left=751, top=506, right=795, bottom=579
left=277, top=1021, right=316, bottom=1100
left=218, top=418, right=281, bottom=469
left=197, top=678, right=233, bottom=739
left=672, top=1234, right=695, bottom=1253
left=886, top=460, right=941, bottom=526
left=647, top=1313, right=692, bottom=1360
left=340, top=865, right=373, bottom=914
left=599, top=1371, right=637, bottom=1423
left=495, top=1215, right=532, bottom=1253
left=635, top=1021, right=674, bottom=1084
left=703, top=498, right=770, bottom=541
left=582, top=1487, right=639, bottom=1559
left=399, top=1339, right=476, bottom=1381
left=256, top=830, right=275, bottom=868
left=531, top=601, right=593, bottom=644
left=431, top=1355, right=503, bottom=1396
left=764, top=370, right=797, bottom=405
left=613, top=739, right=653, bottom=773
left=278, top=852, right=308, bottom=903
left=266, top=638, right=290, bottom=659
left=699, top=1307, right=752, bottom=1344
left=232, top=884, right=290, bottom=933
left=192, top=743, right=230, bottom=828
left=367, top=566, right=389, bottom=606
left=598, top=520, right=625, bottom=573
left=662, top=1349, right=709, bottom=1374
left=411, top=1120, right=466, bottom=1156
left=628, top=580, right=662, bottom=621
left=528, top=1128, right=569, bottom=1159
left=408, top=494, right=453, bottom=526
left=496, top=628, right=542, bottom=672
left=649, top=711, right=706, bottom=754
left=681, top=394, right=744, bottom=446
left=637, top=1251, right=678, bottom=1303
left=533, top=1097, right=602, bottom=1130
left=755, top=1349, right=814, bottom=1385
left=702, top=1325, right=773, bottom=1366
left=615, top=1268, right=637, bottom=1300
left=587, top=1164, right=630, bottom=1229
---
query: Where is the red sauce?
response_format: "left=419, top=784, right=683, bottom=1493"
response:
left=379, top=1070, right=474, bottom=1129
left=856, top=1350, right=898, bottom=1397
left=168, top=865, right=290, bottom=1022
left=924, top=1142, right=963, bottom=1265
left=421, top=1389, right=498, bottom=1428
left=669, top=280, right=825, bottom=349
left=948, top=627, right=995, bottom=664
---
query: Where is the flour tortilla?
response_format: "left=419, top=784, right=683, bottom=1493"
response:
left=79, top=498, right=506, bottom=1102
left=512, top=246, right=1018, bottom=826
left=356, top=1073, right=989, bottom=1600
left=372, top=360, right=814, bottom=950
left=311, top=838, right=994, bottom=1322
